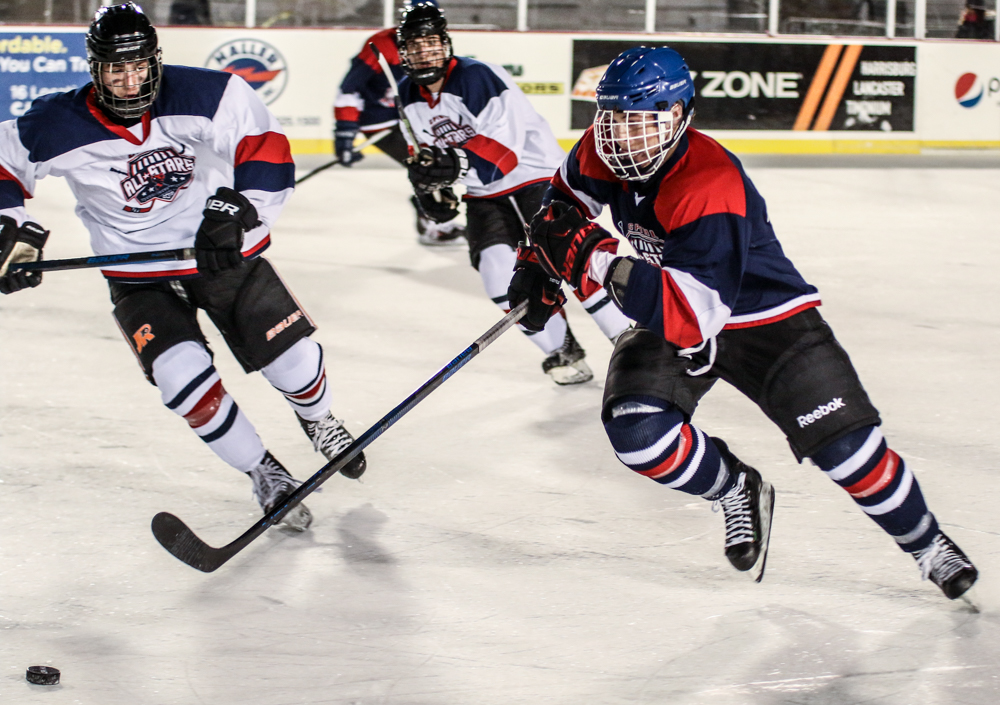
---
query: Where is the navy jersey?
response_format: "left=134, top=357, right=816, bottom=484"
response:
left=548, top=127, right=819, bottom=348
left=333, top=28, right=403, bottom=132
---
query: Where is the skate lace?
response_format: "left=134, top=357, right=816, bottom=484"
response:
left=713, top=472, right=754, bottom=548
left=306, top=415, right=353, bottom=458
left=916, top=534, right=970, bottom=583
left=250, top=455, right=300, bottom=510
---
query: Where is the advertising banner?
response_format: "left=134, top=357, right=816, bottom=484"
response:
left=0, top=31, right=89, bottom=120
left=571, top=39, right=916, bottom=133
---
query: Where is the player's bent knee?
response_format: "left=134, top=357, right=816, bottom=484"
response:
left=151, top=341, right=224, bottom=420
left=604, top=395, right=686, bottom=468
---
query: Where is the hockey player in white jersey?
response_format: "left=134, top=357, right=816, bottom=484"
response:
left=394, top=3, right=631, bottom=384
left=0, top=2, right=366, bottom=530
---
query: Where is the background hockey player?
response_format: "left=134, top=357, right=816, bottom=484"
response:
left=0, top=2, right=366, bottom=530
left=509, top=45, right=978, bottom=599
left=395, top=2, right=631, bottom=385
left=332, top=0, right=466, bottom=246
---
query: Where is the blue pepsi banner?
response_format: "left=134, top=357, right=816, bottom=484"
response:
left=0, top=32, right=89, bottom=119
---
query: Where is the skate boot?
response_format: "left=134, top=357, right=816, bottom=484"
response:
left=413, top=196, right=466, bottom=246
left=913, top=531, right=978, bottom=600
left=711, top=438, right=775, bottom=581
left=248, top=452, right=312, bottom=532
left=542, top=328, right=594, bottom=385
left=298, top=411, right=367, bottom=479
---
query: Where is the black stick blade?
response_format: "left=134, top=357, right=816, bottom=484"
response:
left=151, top=512, right=232, bottom=573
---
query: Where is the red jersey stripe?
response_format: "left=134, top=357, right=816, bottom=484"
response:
left=723, top=300, right=822, bottom=330
left=235, top=132, right=293, bottom=167
left=463, top=134, right=518, bottom=176
left=0, top=162, right=30, bottom=199
left=661, top=270, right=704, bottom=349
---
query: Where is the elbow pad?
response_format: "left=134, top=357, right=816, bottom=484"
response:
left=603, top=256, right=634, bottom=309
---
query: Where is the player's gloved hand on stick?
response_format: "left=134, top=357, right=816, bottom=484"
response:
left=334, top=121, right=363, bottom=167
left=507, top=243, right=567, bottom=332
left=0, top=216, right=48, bottom=295
left=407, top=145, right=469, bottom=193
left=413, top=187, right=460, bottom=224
left=529, top=200, right=618, bottom=289
left=195, top=187, right=259, bottom=275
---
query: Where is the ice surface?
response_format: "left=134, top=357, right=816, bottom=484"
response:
left=2, top=153, right=999, bottom=704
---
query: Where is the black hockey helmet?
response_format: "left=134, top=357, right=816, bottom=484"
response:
left=396, top=2, right=452, bottom=86
left=87, top=2, right=162, bottom=119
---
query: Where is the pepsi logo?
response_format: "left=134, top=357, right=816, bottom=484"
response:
left=955, top=72, right=983, bottom=108
left=206, top=39, right=288, bottom=105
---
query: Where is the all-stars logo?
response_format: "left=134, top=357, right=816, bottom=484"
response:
left=428, top=115, right=476, bottom=147
left=119, top=147, right=196, bottom=213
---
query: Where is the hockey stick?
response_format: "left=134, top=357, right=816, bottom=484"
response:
left=368, top=43, right=424, bottom=164
left=294, top=128, right=393, bottom=185
left=10, top=247, right=196, bottom=273
left=151, top=300, right=528, bottom=572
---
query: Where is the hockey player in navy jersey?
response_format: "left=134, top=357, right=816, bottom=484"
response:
left=0, top=2, right=366, bottom=530
left=333, top=1, right=466, bottom=246
left=395, top=2, right=631, bottom=384
left=509, top=46, right=978, bottom=598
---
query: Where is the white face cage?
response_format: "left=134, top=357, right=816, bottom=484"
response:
left=90, top=52, right=161, bottom=119
left=594, top=106, right=688, bottom=181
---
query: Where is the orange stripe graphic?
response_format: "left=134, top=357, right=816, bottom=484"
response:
left=813, top=44, right=863, bottom=131
left=793, top=44, right=843, bottom=131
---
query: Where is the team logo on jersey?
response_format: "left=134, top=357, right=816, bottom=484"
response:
left=132, top=324, right=155, bottom=353
left=206, top=39, right=288, bottom=105
left=623, top=222, right=662, bottom=265
left=428, top=115, right=476, bottom=147
left=118, top=148, right=196, bottom=212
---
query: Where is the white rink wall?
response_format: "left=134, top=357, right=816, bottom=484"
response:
left=1, top=26, right=999, bottom=152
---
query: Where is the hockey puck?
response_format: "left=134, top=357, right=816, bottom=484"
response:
left=26, top=666, right=60, bottom=685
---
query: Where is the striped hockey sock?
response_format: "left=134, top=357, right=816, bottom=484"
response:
left=261, top=338, right=333, bottom=422
left=604, top=395, right=733, bottom=497
left=152, top=341, right=266, bottom=473
left=811, top=425, right=938, bottom=552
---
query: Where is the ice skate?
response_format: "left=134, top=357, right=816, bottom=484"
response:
left=542, top=328, right=594, bottom=385
left=913, top=531, right=978, bottom=600
left=711, top=438, right=774, bottom=582
left=298, top=411, right=367, bottom=479
left=248, top=452, right=312, bottom=532
left=413, top=197, right=466, bottom=246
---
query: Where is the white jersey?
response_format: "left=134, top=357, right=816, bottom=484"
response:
left=398, top=57, right=565, bottom=198
left=0, top=65, right=295, bottom=280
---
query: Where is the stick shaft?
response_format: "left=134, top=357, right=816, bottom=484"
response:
left=12, top=247, right=196, bottom=273
left=368, top=43, right=422, bottom=158
left=294, top=128, right=392, bottom=185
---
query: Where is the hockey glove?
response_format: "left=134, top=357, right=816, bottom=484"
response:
left=334, top=121, right=363, bottom=167
left=529, top=200, right=618, bottom=290
left=407, top=146, right=470, bottom=193
left=0, top=216, right=48, bottom=295
left=412, top=187, right=460, bottom=224
left=195, top=187, right=259, bottom=275
left=507, top=243, right=567, bottom=332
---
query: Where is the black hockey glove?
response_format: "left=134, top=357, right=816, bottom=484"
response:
left=195, top=187, right=259, bottom=275
left=0, top=216, right=48, bottom=295
left=407, top=146, right=469, bottom=193
left=412, top=187, right=460, bottom=224
left=334, top=120, right=363, bottom=167
left=529, top=200, right=618, bottom=289
left=507, top=243, right=567, bottom=332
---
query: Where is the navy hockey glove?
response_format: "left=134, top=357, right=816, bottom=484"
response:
left=529, top=200, right=618, bottom=290
left=407, top=146, right=469, bottom=193
left=412, top=187, right=460, bottom=224
left=195, top=187, right=259, bottom=275
left=507, top=243, right=566, bottom=332
left=334, top=121, right=363, bottom=167
left=0, top=216, right=48, bottom=295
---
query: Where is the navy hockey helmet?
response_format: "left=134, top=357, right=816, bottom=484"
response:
left=594, top=46, right=696, bottom=181
left=397, top=2, right=452, bottom=86
left=87, top=2, right=162, bottom=119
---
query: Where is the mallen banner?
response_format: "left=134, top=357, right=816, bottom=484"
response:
left=571, top=40, right=916, bottom=132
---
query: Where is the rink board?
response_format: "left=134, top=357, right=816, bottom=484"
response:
left=0, top=26, right=997, bottom=153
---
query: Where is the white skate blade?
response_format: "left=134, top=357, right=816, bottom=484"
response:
left=547, top=359, right=594, bottom=385
left=277, top=503, right=313, bottom=532
left=750, top=482, right=775, bottom=583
